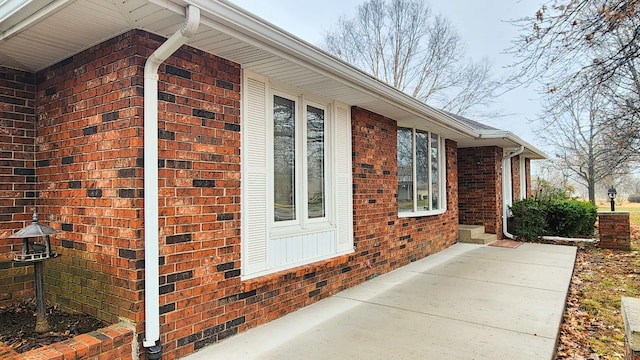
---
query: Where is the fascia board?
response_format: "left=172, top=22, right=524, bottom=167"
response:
left=478, top=130, right=548, bottom=159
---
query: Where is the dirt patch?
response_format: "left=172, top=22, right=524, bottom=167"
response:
left=0, top=299, right=107, bottom=353
left=555, top=224, right=640, bottom=359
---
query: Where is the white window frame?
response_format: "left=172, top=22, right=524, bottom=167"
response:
left=397, top=127, right=447, bottom=218
left=269, top=90, right=333, bottom=234
left=241, top=70, right=354, bottom=280
left=303, top=100, right=331, bottom=225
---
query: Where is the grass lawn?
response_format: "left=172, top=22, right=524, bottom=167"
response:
left=556, top=201, right=640, bottom=359
left=597, top=200, right=640, bottom=223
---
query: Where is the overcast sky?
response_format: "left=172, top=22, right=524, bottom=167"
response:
left=229, top=0, right=544, bottom=147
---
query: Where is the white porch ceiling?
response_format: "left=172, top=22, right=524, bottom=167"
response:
left=0, top=0, right=546, bottom=159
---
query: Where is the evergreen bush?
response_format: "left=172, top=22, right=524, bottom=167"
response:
left=509, top=198, right=597, bottom=240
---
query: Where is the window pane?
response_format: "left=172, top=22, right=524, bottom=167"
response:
left=431, top=133, right=440, bottom=210
left=397, top=127, right=413, bottom=212
left=416, top=130, right=428, bottom=210
left=274, top=95, right=296, bottom=221
left=307, top=105, right=325, bottom=218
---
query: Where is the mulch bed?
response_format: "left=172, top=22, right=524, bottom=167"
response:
left=0, top=299, right=106, bottom=353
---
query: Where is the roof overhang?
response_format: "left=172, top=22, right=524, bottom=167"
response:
left=457, top=130, right=547, bottom=160
left=0, top=0, right=546, bottom=159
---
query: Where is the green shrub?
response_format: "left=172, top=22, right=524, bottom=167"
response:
left=509, top=198, right=597, bottom=240
left=545, top=199, right=597, bottom=237
left=629, top=194, right=640, bottom=203
left=509, top=198, right=548, bottom=241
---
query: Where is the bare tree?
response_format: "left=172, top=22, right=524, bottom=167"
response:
left=509, top=0, right=640, bottom=151
left=322, top=0, right=501, bottom=115
left=537, top=83, right=634, bottom=204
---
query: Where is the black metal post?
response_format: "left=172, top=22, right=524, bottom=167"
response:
left=34, top=260, right=49, bottom=334
left=610, top=197, right=615, bottom=211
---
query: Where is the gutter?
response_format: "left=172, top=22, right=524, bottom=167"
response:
left=143, top=5, right=200, bottom=358
left=502, top=146, right=524, bottom=240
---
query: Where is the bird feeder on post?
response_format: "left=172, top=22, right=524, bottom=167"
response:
left=7, top=212, right=62, bottom=334
left=607, top=187, right=617, bottom=212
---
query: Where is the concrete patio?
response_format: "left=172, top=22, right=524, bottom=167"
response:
left=183, top=242, right=577, bottom=360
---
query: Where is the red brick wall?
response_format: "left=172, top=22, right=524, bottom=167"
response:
left=1, top=30, right=459, bottom=359
left=34, top=31, right=147, bottom=327
left=457, top=146, right=503, bottom=238
left=0, top=67, right=37, bottom=305
left=29, top=30, right=242, bottom=359
left=2, top=322, right=135, bottom=360
left=172, top=108, right=459, bottom=359
left=350, top=107, right=458, bottom=272
left=598, top=212, right=631, bottom=250
left=511, top=156, right=521, bottom=201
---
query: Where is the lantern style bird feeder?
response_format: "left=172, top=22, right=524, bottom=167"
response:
left=607, top=186, right=617, bottom=212
left=7, top=212, right=62, bottom=334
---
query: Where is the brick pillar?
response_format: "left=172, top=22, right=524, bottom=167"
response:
left=598, top=211, right=631, bottom=250
left=457, top=146, right=503, bottom=238
left=622, top=297, right=640, bottom=360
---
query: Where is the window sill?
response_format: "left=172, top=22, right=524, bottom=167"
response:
left=398, top=208, right=447, bottom=219
left=242, top=251, right=353, bottom=292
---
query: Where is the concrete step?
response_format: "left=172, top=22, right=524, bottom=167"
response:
left=458, top=225, right=486, bottom=242
left=465, top=233, right=498, bottom=245
left=458, top=225, right=497, bottom=244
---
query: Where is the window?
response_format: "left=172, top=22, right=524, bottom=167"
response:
left=242, top=71, right=353, bottom=279
left=273, top=95, right=296, bottom=221
left=397, top=127, right=446, bottom=216
left=273, top=94, right=327, bottom=223
left=306, top=105, right=326, bottom=219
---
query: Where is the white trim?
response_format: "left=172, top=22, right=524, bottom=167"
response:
left=519, top=157, right=527, bottom=200
left=271, top=90, right=300, bottom=226
left=397, top=127, right=447, bottom=218
left=242, top=248, right=354, bottom=281
left=242, top=70, right=354, bottom=279
left=303, top=100, right=330, bottom=225
left=502, top=146, right=524, bottom=239
left=241, top=69, right=270, bottom=275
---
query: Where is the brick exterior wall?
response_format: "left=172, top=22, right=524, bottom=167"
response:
left=511, top=156, right=521, bottom=200
left=29, top=30, right=242, bottom=359
left=598, top=212, right=631, bottom=250
left=0, top=67, right=37, bottom=304
left=34, top=30, right=147, bottom=327
left=457, top=146, right=503, bottom=238
left=350, top=107, right=459, bottom=270
left=1, top=322, right=135, bottom=360
left=1, top=30, right=459, bottom=359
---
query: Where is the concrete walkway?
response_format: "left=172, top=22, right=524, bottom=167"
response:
left=183, top=242, right=577, bottom=360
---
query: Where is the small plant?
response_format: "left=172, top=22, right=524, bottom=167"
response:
left=629, top=194, right=640, bottom=203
